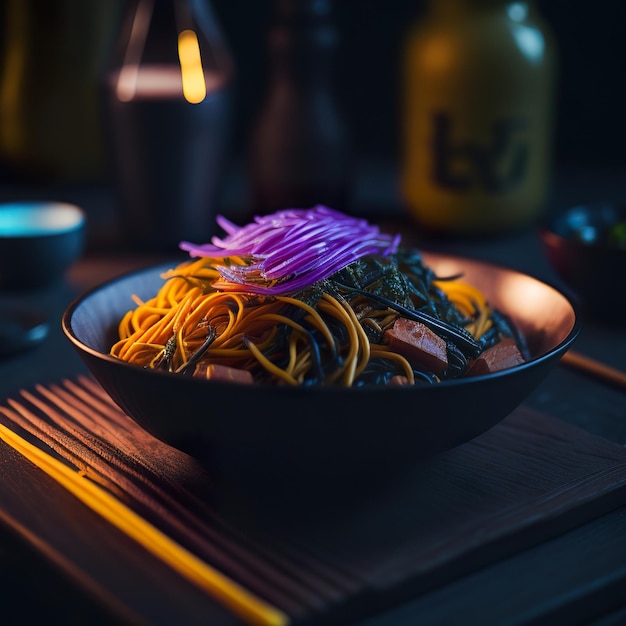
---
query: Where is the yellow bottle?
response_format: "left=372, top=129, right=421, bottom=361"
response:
left=401, top=0, right=557, bottom=235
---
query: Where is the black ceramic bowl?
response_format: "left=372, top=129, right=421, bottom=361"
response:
left=62, top=253, right=580, bottom=491
left=540, top=203, right=626, bottom=323
left=0, top=201, right=85, bottom=289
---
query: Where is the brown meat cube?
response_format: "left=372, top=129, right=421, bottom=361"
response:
left=466, top=338, right=525, bottom=377
left=384, top=317, right=448, bottom=375
left=194, top=362, right=254, bottom=384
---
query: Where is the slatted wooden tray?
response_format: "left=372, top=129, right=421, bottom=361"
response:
left=1, top=379, right=626, bottom=625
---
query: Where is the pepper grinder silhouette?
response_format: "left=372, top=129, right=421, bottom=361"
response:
left=248, top=0, right=352, bottom=216
left=104, top=0, right=234, bottom=250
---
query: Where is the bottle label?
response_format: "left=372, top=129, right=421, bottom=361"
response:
left=432, top=112, right=529, bottom=194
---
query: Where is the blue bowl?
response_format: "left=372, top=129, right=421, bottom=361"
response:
left=0, top=201, right=85, bottom=289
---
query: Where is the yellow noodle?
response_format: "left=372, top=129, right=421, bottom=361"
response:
left=337, top=294, right=371, bottom=382
left=293, top=351, right=312, bottom=383
left=175, top=326, right=188, bottom=368
left=370, top=345, right=415, bottom=383
left=436, top=280, right=486, bottom=321
left=117, top=310, right=135, bottom=339
left=245, top=339, right=298, bottom=385
left=172, top=288, right=202, bottom=331
left=466, top=305, right=493, bottom=339
left=130, top=304, right=177, bottom=346
left=362, top=317, right=383, bottom=334
left=256, top=313, right=308, bottom=337
left=112, top=254, right=514, bottom=386
left=318, top=294, right=360, bottom=386
left=276, top=296, right=335, bottom=349
left=476, top=311, right=493, bottom=338
left=433, top=278, right=497, bottom=342
left=285, top=333, right=300, bottom=377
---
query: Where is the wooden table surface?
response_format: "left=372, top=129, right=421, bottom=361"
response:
left=1, top=164, right=626, bottom=625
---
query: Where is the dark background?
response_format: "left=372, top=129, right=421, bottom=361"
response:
left=0, top=0, right=624, bottom=192
left=211, top=0, right=626, bottom=171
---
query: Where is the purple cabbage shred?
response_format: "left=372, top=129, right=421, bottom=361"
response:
left=179, top=205, right=401, bottom=295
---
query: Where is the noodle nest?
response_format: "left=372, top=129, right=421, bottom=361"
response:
left=110, top=250, right=526, bottom=387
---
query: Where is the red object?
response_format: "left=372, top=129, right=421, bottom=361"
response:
left=467, top=338, right=525, bottom=376
left=195, top=363, right=253, bottom=384
left=388, top=375, right=412, bottom=386
left=384, top=318, right=448, bottom=375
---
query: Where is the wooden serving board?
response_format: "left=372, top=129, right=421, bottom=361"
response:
left=1, top=397, right=626, bottom=626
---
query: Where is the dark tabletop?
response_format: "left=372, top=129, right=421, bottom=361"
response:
left=1, top=162, right=625, bottom=625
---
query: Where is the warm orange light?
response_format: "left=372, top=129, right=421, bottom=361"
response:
left=420, top=38, right=452, bottom=72
left=178, top=29, right=206, bottom=104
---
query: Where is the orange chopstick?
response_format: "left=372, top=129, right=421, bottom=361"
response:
left=561, top=350, right=626, bottom=391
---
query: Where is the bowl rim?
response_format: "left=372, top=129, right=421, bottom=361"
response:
left=62, top=253, right=583, bottom=393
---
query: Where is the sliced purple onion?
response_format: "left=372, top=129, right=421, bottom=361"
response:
left=179, top=206, right=401, bottom=295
